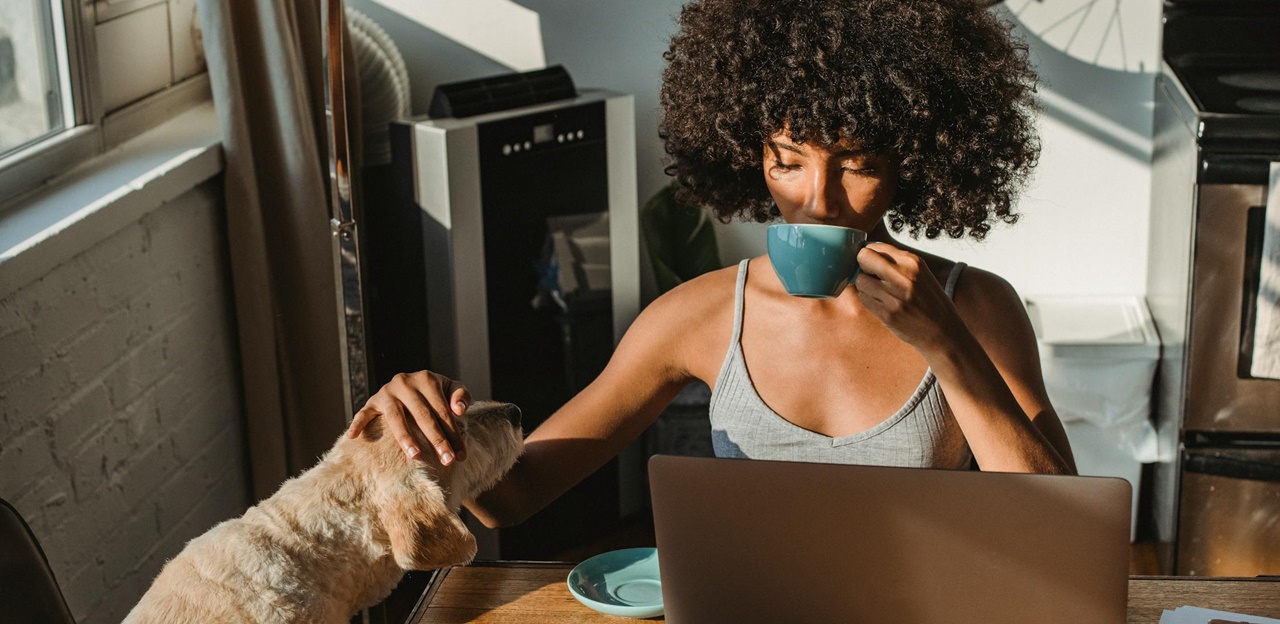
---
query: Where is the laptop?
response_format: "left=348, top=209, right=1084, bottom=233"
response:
left=648, top=455, right=1131, bottom=624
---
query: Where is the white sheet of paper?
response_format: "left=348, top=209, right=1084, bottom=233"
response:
left=1249, top=162, right=1280, bottom=379
left=1159, top=605, right=1280, bottom=624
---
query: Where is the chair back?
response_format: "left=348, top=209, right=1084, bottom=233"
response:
left=0, top=498, right=76, bottom=624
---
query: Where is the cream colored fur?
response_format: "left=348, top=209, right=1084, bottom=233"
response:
left=123, top=401, right=523, bottom=624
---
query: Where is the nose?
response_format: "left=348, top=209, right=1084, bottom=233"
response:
left=801, top=168, right=843, bottom=222
left=503, top=404, right=522, bottom=426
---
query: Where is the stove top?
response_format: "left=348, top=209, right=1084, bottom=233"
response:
left=1170, top=63, right=1280, bottom=117
left=1160, top=0, right=1280, bottom=149
left=1163, top=55, right=1280, bottom=155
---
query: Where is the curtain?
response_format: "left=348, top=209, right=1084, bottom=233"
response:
left=197, top=0, right=362, bottom=498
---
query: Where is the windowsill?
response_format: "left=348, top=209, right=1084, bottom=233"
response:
left=0, top=101, right=223, bottom=300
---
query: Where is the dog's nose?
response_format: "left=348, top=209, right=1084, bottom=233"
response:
left=503, top=404, right=522, bottom=426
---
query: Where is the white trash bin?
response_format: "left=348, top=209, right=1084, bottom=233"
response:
left=1023, top=296, right=1161, bottom=542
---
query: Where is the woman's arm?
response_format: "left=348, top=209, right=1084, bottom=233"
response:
left=471, top=274, right=732, bottom=524
left=855, top=243, right=1075, bottom=475
left=468, top=269, right=736, bottom=526
left=347, top=271, right=726, bottom=528
left=942, top=266, right=1076, bottom=474
left=465, top=300, right=692, bottom=526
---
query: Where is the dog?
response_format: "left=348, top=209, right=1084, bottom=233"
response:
left=122, top=401, right=524, bottom=624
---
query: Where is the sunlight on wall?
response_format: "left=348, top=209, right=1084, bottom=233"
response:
left=369, top=0, right=545, bottom=71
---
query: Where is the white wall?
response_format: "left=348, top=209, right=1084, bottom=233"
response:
left=910, top=7, right=1162, bottom=299
left=0, top=182, right=250, bottom=624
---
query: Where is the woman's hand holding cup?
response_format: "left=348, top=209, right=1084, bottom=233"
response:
left=852, top=242, right=963, bottom=352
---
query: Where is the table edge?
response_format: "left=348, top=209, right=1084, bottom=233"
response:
left=403, top=564, right=1279, bottom=622
left=403, top=561, right=579, bottom=622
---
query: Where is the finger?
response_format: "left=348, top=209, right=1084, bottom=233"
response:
left=853, top=271, right=886, bottom=297
left=447, top=382, right=472, bottom=416
left=863, top=241, right=925, bottom=264
left=856, top=244, right=898, bottom=277
left=853, top=272, right=894, bottom=308
left=447, top=382, right=472, bottom=461
left=404, top=386, right=460, bottom=466
left=862, top=244, right=929, bottom=295
left=856, top=248, right=910, bottom=296
left=347, top=405, right=377, bottom=438
left=862, top=241, right=905, bottom=257
left=864, top=243, right=933, bottom=283
left=379, top=400, right=423, bottom=461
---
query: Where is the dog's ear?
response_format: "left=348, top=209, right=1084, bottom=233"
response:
left=377, top=473, right=477, bottom=570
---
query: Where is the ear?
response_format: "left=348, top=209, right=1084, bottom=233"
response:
left=376, top=472, right=478, bottom=570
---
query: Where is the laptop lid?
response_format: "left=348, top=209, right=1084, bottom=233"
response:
left=649, top=455, right=1131, bottom=624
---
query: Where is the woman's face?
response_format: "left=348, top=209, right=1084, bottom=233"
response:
left=762, top=131, right=899, bottom=231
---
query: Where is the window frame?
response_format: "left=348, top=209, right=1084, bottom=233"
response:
left=0, top=0, right=210, bottom=208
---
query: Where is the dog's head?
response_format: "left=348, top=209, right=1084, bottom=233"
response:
left=371, top=401, right=523, bottom=570
left=444, top=401, right=525, bottom=506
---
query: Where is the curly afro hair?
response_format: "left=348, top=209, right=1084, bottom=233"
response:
left=659, top=0, right=1040, bottom=240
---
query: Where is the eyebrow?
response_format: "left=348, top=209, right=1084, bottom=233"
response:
left=767, top=140, right=866, bottom=158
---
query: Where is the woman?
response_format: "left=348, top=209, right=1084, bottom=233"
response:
left=347, top=0, right=1076, bottom=528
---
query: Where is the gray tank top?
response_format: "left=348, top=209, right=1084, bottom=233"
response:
left=708, top=259, right=973, bottom=469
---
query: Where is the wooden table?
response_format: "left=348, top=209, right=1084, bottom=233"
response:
left=402, top=561, right=1280, bottom=624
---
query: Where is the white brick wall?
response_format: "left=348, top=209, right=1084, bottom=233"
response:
left=0, top=181, right=251, bottom=624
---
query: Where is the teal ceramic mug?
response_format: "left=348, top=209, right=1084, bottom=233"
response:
left=766, top=224, right=869, bottom=298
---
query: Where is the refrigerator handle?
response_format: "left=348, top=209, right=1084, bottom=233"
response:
left=1183, top=453, right=1280, bottom=482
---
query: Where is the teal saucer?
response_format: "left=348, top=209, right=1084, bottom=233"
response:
left=566, top=547, right=663, bottom=618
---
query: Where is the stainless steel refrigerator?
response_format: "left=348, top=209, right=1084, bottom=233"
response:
left=1147, top=0, right=1280, bottom=576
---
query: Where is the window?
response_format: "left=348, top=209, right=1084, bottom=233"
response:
left=0, top=0, right=209, bottom=206
left=0, top=0, right=70, bottom=159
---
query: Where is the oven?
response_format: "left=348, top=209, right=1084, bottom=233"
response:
left=1147, top=0, right=1280, bottom=576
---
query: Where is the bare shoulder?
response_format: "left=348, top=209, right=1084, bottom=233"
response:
left=615, top=263, right=740, bottom=382
left=650, top=263, right=739, bottom=321
left=948, top=265, right=1025, bottom=332
left=947, top=265, right=1045, bottom=383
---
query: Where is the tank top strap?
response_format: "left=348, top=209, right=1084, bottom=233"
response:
left=730, top=259, right=750, bottom=346
left=943, top=262, right=967, bottom=299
